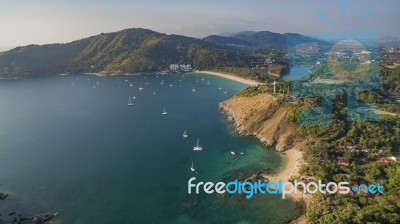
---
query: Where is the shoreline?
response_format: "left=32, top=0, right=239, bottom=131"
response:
left=265, top=148, right=305, bottom=200
left=219, top=97, right=305, bottom=201
left=197, top=70, right=262, bottom=86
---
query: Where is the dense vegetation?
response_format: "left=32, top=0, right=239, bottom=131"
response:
left=236, top=65, right=400, bottom=223
left=288, top=67, right=400, bottom=223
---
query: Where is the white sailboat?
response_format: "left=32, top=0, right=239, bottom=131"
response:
left=128, top=96, right=134, bottom=106
left=192, top=86, right=196, bottom=92
left=161, top=106, right=168, bottom=115
left=129, top=82, right=133, bottom=87
left=218, top=85, right=222, bottom=90
left=193, top=139, right=203, bottom=151
left=183, top=130, right=189, bottom=138
left=139, top=84, right=143, bottom=90
left=224, top=89, right=228, bottom=94
left=190, top=162, right=196, bottom=172
left=230, top=151, right=236, bottom=155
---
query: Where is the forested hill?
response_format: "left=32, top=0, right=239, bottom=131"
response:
left=0, top=28, right=251, bottom=78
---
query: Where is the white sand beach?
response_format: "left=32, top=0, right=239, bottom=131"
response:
left=197, top=70, right=262, bottom=86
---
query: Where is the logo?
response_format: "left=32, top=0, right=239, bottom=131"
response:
left=187, top=177, right=383, bottom=199
left=285, top=0, right=381, bottom=126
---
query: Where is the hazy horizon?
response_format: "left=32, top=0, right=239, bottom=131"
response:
left=1, top=0, right=399, bottom=51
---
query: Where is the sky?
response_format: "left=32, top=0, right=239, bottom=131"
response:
left=0, top=0, right=399, bottom=51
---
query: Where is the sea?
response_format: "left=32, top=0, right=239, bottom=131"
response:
left=0, top=72, right=298, bottom=224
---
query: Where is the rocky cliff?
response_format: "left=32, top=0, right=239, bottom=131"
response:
left=220, top=93, right=305, bottom=151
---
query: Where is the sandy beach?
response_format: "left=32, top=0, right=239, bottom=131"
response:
left=265, top=148, right=305, bottom=200
left=197, top=70, right=262, bottom=86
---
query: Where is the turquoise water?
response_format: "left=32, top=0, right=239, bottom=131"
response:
left=0, top=72, right=298, bottom=223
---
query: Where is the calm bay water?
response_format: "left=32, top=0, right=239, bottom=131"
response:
left=0, top=72, right=298, bottom=223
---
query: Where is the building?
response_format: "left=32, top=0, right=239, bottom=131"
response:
left=179, top=64, right=192, bottom=72
left=169, top=64, right=179, bottom=71
left=169, top=64, right=192, bottom=72
left=336, top=156, right=350, bottom=166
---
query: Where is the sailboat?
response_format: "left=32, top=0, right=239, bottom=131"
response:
left=193, top=139, right=203, bottom=151
left=183, top=130, right=189, bottom=138
left=170, top=83, right=173, bottom=87
left=161, top=106, right=168, bottom=115
left=224, top=89, right=228, bottom=94
left=190, top=162, right=196, bottom=172
left=230, top=151, right=236, bottom=155
left=139, top=84, right=143, bottom=90
left=96, top=80, right=99, bottom=85
left=192, top=86, right=196, bottom=92
left=129, top=82, right=133, bottom=87
left=218, top=85, right=222, bottom=90
left=128, top=96, right=134, bottom=106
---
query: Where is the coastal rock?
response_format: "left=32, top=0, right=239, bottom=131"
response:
left=220, top=93, right=305, bottom=152
left=0, top=193, right=8, bottom=200
left=13, top=213, right=57, bottom=224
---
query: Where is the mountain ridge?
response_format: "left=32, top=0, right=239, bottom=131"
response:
left=0, top=27, right=319, bottom=78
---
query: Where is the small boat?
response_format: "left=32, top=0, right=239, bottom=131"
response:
left=161, top=80, right=164, bottom=85
left=192, top=86, right=196, bottom=92
left=161, top=106, right=168, bottom=115
left=196, top=79, right=199, bottom=83
left=96, top=81, right=99, bottom=85
left=139, top=84, right=143, bottom=90
left=230, top=151, right=236, bottom=155
left=153, top=91, right=156, bottom=95
left=201, top=77, right=204, bottom=81
left=224, top=90, right=228, bottom=94
left=190, top=162, right=196, bottom=172
left=240, top=152, right=245, bottom=155
left=133, top=96, right=136, bottom=99
left=183, top=130, right=189, bottom=138
left=129, top=82, right=133, bottom=87
left=207, top=80, right=210, bottom=85
left=218, top=85, right=222, bottom=90
left=145, top=82, right=149, bottom=85
left=128, top=96, right=134, bottom=106
left=170, top=83, right=173, bottom=87
left=93, top=86, right=96, bottom=89
left=193, top=139, right=203, bottom=151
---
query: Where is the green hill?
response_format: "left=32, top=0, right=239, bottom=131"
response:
left=0, top=28, right=251, bottom=78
